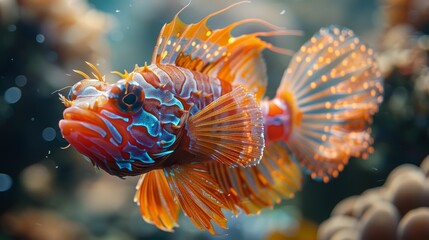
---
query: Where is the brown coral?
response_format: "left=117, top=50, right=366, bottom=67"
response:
left=16, top=0, right=113, bottom=72
left=318, top=155, right=429, bottom=240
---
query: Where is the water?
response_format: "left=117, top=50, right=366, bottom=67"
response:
left=0, top=0, right=428, bottom=239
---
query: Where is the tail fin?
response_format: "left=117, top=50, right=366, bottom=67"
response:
left=272, top=26, right=383, bottom=182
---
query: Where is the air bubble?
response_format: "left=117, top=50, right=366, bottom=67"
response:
left=4, top=87, right=22, bottom=104
left=42, top=127, right=56, bottom=141
left=46, top=51, right=58, bottom=62
left=36, top=34, right=45, bottom=43
left=0, top=173, right=12, bottom=192
left=15, top=75, right=27, bottom=87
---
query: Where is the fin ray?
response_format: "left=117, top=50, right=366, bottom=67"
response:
left=277, top=26, right=383, bottom=182
left=134, top=170, right=180, bottom=232
left=152, top=2, right=296, bottom=99
left=208, top=142, right=302, bottom=214
left=187, top=86, right=264, bottom=167
left=164, top=163, right=233, bottom=234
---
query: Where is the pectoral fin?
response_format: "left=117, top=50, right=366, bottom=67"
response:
left=187, top=86, right=265, bottom=167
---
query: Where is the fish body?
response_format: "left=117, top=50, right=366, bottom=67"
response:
left=62, top=63, right=238, bottom=176
left=59, top=2, right=383, bottom=234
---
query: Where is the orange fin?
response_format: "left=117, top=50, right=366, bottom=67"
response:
left=164, top=162, right=233, bottom=234
left=152, top=1, right=298, bottom=100
left=134, top=170, right=180, bottom=232
left=187, top=86, right=264, bottom=167
left=277, top=26, right=384, bottom=182
left=208, top=142, right=302, bottom=214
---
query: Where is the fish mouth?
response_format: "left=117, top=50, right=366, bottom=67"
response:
left=59, top=107, right=107, bottom=139
left=59, top=107, right=115, bottom=166
left=59, top=106, right=154, bottom=177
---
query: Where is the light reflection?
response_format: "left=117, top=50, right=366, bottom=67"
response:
left=42, top=127, right=56, bottom=141
left=0, top=173, right=12, bottom=192
left=4, top=87, right=22, bottom=104
left=15, top=75, right=27, bottom=87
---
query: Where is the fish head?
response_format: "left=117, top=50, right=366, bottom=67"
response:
left=59, top=70, right=185, bottom=177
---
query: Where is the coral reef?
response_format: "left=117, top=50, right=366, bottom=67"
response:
left=371, top=0, right=429, bottom=176
left=0, top=0, right=113, bottom=92
left=1, top=208, right=90, bottom=240
left=0, top=2, right=114, bottom=238
left=16, top=0, right=112, bottom=70
left=318, top=155, right=429, bottom=240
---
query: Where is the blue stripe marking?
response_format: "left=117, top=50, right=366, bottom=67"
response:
left=152, top=150, right=174, bottom=157
left=116, top=161, right=133, bottom=171
left=78, top=122, right=107, bottom=137
left=100, top=109, right=129, bottom=122
left=99, top=116, right=123, bottom=145
left=135, top=151, right=156, bottom=164
left=161, top=96, right=183, bottom=108
left=110, top=138, right=119, bottom=147
left=161, top=129, right=176, bottom=148
left=162, top=113, right=181, bottom=126
left=129, top=110, right=160, bottom=138
left=123, top=142, right=155, bottom=164
left=133, top=73, right=184, bottom=109
left=189, top=105, right=199, bottom=115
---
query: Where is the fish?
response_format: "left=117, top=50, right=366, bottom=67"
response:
left=58, top=1, right=384, bottom=234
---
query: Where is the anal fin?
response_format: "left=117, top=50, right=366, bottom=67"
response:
left=187, top=86, right=264, bottom=167
left=134, top=170, right=180, bottom=232
left=164, top=162, right=233, bottom=234
left=208, top=142, right=302, bottom=214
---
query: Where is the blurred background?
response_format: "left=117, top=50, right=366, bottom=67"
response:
left=0, top=0, right=428, bottom=239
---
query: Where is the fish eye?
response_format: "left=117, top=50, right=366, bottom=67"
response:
left=123, top=93, right=137, bottom=105
left=109, top=81, right=145, bottom=112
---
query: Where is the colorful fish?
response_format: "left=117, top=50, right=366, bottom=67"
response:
left=58, top=1, right=383, bottom=234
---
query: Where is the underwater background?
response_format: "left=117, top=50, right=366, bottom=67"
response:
left=0, top=0, right=428, bottom=239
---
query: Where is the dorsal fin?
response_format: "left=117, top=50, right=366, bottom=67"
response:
left=152, top=1, right=299, bottom=100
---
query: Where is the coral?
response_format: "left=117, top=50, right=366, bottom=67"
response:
left=0, top=0, right=18, bottom=24
left=0, top=0, right=114, bottom=93
left=378, top=0, right=429, bottom=77
left=381, top=0, right=429, bottom=31
left=17, top=0, right=113, bottom=68
left=1, top=208, right=90, bottom=240
left=378, top=25, right=427, bottom=77
left=318, top=155, right=429, bottom=240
